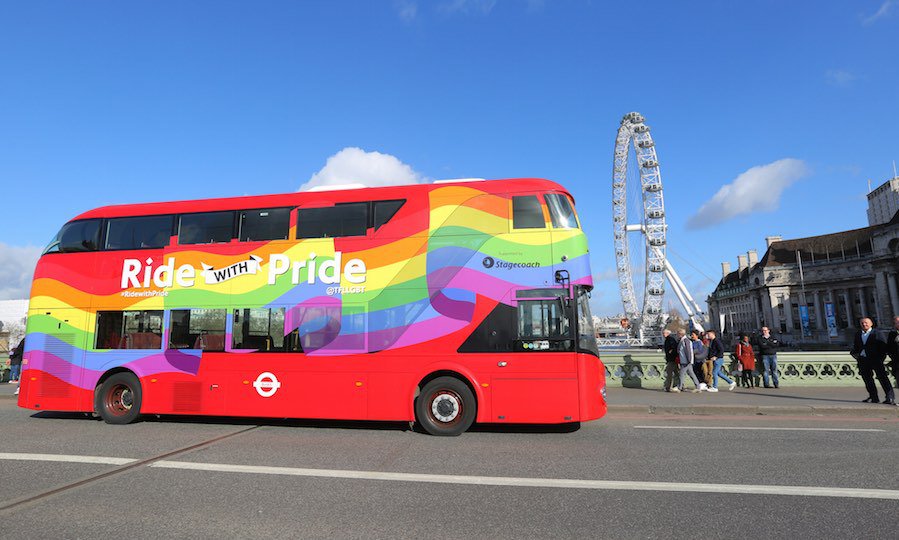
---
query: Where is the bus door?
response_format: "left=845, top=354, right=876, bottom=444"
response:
left=490, top=289, right=580, bottom=423
left=21, top=308, right=90, bottom=412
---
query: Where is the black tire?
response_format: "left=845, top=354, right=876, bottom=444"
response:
left=415, top=376, right=476, bottom=436
left=95, top=372, right=142, bottom=425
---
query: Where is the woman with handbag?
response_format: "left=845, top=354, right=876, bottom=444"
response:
left=734, top=333, right=756, bottom=388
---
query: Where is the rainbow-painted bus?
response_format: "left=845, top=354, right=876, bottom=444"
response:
left=19, top=178, right=605, bottom=435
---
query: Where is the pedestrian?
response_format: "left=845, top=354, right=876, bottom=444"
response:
left=8, top=339, right=23, bottom=383
left=677, top=329, right=703, bottom=393
left=734, top=333, right=756, bottom=388
left=887, top=315, right=899, bottom=389
left=662, top=329, right=680, bottom=392
left=706, top=330, right=736, bottom=392
left=758, top=326, right=780, bottom=389
left=850, top=317, right=895, bottom=405
left=690, top=330, right=709, bottom=391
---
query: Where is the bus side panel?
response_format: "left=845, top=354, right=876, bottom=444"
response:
left=19, top=309, right=92, bottom=413
left=489, top=353, right=579, bottom=423
left=577, top=353, right=607, bottom=421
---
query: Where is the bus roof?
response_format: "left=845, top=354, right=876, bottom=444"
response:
left=71, top=178, right=571, bottom=221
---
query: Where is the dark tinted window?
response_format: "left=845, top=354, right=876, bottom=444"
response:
left=178, top=212, right=233, bottom=245
left=373, top=200, right=405, bottom=230
left=512, top=196, right=545, bottom=229
left=169, top=308, right=226, bottom=351
left=297, top=203, right=368, bottom=239
left=240, top=208, right=290, bottom=242
left=233, top=308, right=301, bottom=352
left=95, top=310, right=163, bottom=350
left=44, top=219, right=101, bottom=254
left=106, top=215, right=172, bottom=250
left=545, top=193, right=579, bottom=229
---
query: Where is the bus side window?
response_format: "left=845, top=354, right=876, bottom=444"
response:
left=169, top=308, right=226, bottom=351
left=95, top=310, right=163, bottom=349
left=512, top=196, right=545, bottom=229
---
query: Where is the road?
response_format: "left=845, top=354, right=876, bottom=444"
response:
left=1, top=400, right=897, bottom=539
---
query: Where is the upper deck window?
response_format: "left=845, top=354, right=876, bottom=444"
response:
left=240, top=208, right=291, bottom=242
left=106, top=215, right=173, bottom=250
left=297, top=203, right=368, bottom=239
left=178, top=212, right=234, bottom=245
left=373, top=200, right=405, bottom=231
left=43, top=219, right=101, bottom=254
left=545, top=193, right=579, bottom=229
left=512, top=195, right=545, bottom=229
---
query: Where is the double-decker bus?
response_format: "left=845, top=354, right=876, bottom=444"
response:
left=18, top=178, right=605, bottom=435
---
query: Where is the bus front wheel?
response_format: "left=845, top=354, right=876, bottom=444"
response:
left=95, top=372, right=142, bottom=425
left=415, top=376, right=476, bottom=436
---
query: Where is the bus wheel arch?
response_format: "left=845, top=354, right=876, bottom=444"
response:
left=94, top=369, right=143, bottom=425
left=414, top=371, right=478, bottom=436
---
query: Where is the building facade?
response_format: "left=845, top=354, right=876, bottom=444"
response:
left=867, top=175, right=899, bottom=226
left=708, top=214, right=899, bottom=348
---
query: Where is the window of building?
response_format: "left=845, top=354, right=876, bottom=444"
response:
left=512, top=195, right=545, bottom=229
left=44, top=219, right=102, bottom=254
left=169, top=308, right=226, bottom=351
left=297, top=203, right=368, bottom=239
left=178, top=212, right=234, bottom=245
left=95, top=310, right=163, bottom=350
left=240, top=208, right=291, bottom=242
left=373, top=200, right=405, bottom=231
left=106, top=215, right=173, bottom=250
left=545, top=193, right=579, bottom=229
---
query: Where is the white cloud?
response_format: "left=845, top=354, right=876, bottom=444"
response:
left=825, top=69, right=856, bottom=87
left=0, top=243, right=40, bottom=300
left=862, top=0, right=895, bottom=25
left=686, top=158, right=810, bottom=230
left=394, top=0, right=418, bottom=22
left=300, top=147, right=428, bottom=191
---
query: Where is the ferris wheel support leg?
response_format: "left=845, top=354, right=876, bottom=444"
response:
left=666, top=262, right=705, bottom=318
left=664, top=263, right=705, bottom=332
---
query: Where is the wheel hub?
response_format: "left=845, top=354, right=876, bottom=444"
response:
left=431, top=393, right=460, bottom=423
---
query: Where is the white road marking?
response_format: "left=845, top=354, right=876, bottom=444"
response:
left=0, top=452, right=136, bottom=465
left=150, top=460, right=899, bottom=500
left=2, top=452, right=897, bottom=500
left=634, top=426, right=885, bottom=432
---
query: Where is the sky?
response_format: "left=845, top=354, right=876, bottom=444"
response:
left=1, top=0, right=897, bottom=319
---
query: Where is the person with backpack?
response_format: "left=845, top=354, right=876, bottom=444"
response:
left=690, top=330, right=709, bottom=391
left=707, top=330, right=736, bottom=392
left=662, top=329, right=680, bottom=392
left=676, top=329, right=703, bottom=393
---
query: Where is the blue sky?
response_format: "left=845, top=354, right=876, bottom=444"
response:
left=1, top=0, right=897, bottom=318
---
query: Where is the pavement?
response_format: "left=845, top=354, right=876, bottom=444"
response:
left=3, top=378, right=898, bottom=417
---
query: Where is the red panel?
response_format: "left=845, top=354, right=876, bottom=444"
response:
left=491, top=377, right=580, bottom=423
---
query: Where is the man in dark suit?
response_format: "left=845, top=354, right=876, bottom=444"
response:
left=887, top=315, right=899, bottom=390
left=850, top=317, right=895, bottom=405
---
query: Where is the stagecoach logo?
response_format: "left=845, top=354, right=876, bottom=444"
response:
left=482, top=256, right=495, bottom=268
left=202, top=255, right=263, bottom=284
left=253, top=372, right=281, bottom=398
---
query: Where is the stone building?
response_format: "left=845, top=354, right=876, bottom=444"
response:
left=708, top=211, right=899, bottom=348
left=867, top=174, right=899, bottom=226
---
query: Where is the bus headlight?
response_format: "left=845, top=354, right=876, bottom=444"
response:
left=600, top=384, right=607, bottom=400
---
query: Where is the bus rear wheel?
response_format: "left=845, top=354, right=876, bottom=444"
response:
left=95, top=372, right=142, bottom=425
left=415, top=376, right=476, bottom=436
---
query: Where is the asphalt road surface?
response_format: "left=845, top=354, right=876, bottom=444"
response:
left=1, top=400, right=897, bottom=539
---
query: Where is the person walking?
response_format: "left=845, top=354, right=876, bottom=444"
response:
left=887, top=316, right=899, bottom=389
left=690, top=330, right=709, bottom=391
left=662, top=329, right=680, bottom=392
left=706, top=330, right=735, bottom=392
left=758, top=326, right=780, bottom=389
left=8, top=339, right=23, bottom=383
left=850, top=317, right=895, bottom=405
left=677, top=329, right=703, bottom=393
left=735, top=333, right=756, bottom=388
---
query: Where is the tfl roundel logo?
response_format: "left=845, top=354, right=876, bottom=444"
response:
left=253, top=372, right=281, bottom=398
left=482, top=257, right=495, bottom=268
